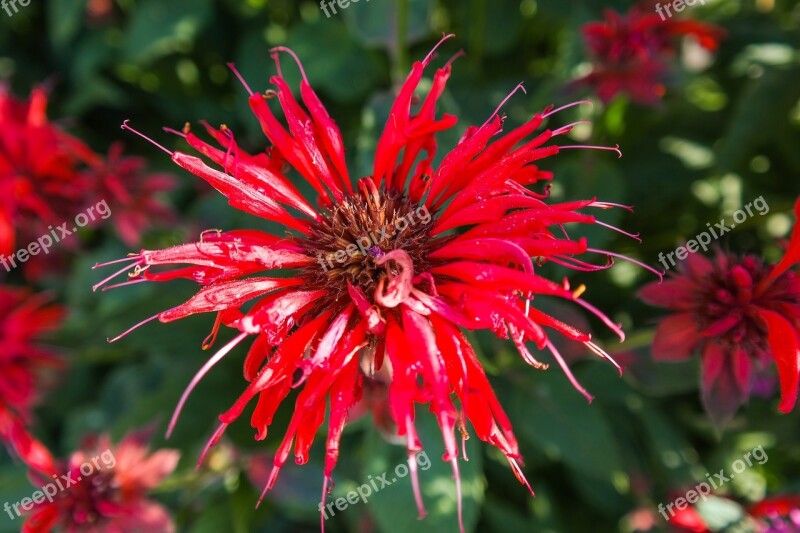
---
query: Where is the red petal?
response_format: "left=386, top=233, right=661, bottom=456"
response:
left=758, top=309, right=800, bottom=413
left=651, top=313, right=700, bottom=361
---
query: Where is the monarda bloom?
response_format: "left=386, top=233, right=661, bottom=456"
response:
left=85, top=142, right=177, bottom=247
left=640, top=199, right=800, bottom=427
left=0, top=85, right=94, bottom=264
left=95, top=37, right=657, bottom=529
left=21, top=428, right=180, bottom=533
left=0, top=287, right=64, bottom=474
left=574, top=3, right=724, bottom=105
left=0, top=85, right=176, bottom=278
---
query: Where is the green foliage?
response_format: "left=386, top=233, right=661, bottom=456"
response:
left=1, top=0, right=800, bottom=532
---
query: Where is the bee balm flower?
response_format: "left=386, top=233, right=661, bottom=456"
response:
left=0, top=287, right=63, bottom=474
left=95, top=36, right=656, bottom=530
left=640, top=199, right=800, bottom=427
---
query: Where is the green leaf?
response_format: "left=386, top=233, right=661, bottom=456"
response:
left=122, top=0, right=213, bottom=63
left=47, top=0, right=87, bottom=47
left=505, top=370, right=623, bottom=480
left=342, top=0, right=432, bottom=49
left=359, top=415, right=485, bottom=533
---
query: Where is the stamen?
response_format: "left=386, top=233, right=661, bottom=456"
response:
left=320, top=476, right=331, bottom=533
left=451, top=458, right=465, bottom=533
left=92, top=260, right=143, bottom=292
left=482, top=82, right=527, bottom=127
left=586, top=248, right=664, bottom=281
left=594, top=219, right=642, bottom=242
left=227, top=62, right=254, bottom=96
left=423, top=33, right=456, bottom=66
left=269, top=46, right=309, bottom=82
left=584, top=340, right=623, bottom=376
left=167, top=331, right=249, bottom=438
left=257, top=465, right=282, bottom=508
left=121, top=120, right=173, bottom=156
left=542, top=99, right=592, bottom=118
left=573, top=296, right=625, bottom=342
left=162, top=126, right=187, bottom=138
left=443, top=49, right=466, bottom=70
left=546, top=340, right=593, bottom=403
left=507, top=457, right=535, bottom=496
left=101, top=278, right=148, bottom=292
left=559, top=143, right=622, bottom=158
left=107, top=314, right=159, bottom=343
left=552, top=119, right=591, bottom=136
left=196, top=423, right=228, bottom=470
left=589, top=201, right=634, bottom=212
left=92, top=255, right=139, bottom=269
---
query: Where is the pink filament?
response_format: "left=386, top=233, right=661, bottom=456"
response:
left=167, top=331, right=249, bottom=438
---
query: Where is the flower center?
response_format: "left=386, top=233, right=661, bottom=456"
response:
left=301, top=182, right=435, bottom=305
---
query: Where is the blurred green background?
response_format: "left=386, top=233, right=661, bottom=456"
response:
left=1, top=0, right=800, bottom=531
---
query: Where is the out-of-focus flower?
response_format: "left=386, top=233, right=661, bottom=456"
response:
left=95, top=37, right=657, bottom=530
left=0, top=85, right=177, bottom=277
left=640, top=199, right=800, bottom=427
left=86, top=142, right=177, bottom=246
left=0, top=85, right=95, bottom=261
left=0, top=286, right=63, bottom=473
left=750, top=495, right=800, bottom=532
left=573, top=4, right=725, bottom=105
left=23, top=427, right=180, bottom=533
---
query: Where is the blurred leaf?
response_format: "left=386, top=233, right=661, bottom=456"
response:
left=342, top=0, right=432, bottom=50
left=362, top=414, right=484, bottom=533
left=47, top=0, right=88, bottom=47
left=506, top=369, right=623, bottom=480
left=716, top=65, right=800, bottom=172
left=122, top=0, right=213, bottom=63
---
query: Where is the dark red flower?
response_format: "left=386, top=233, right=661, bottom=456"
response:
left=0, top=286, right=64, bottom=474
left=640, top=199, right=800, bottom=426
left=22, top=427, right=180, bottom=533
left=95, top=37, right=656, bottom=530
left=574, top=4, right=725, bottom=105
left=750, top=495, right=800, bottom=532
left=0, top=86, right=96, bottom=260
left=0, top=85, right=177, bottom=278
left=86, top=142, right=177, bottom=246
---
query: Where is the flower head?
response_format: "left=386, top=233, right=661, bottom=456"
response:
left=95, top=37, right=655, bottom=530
left=640, top=199, right=800, bottom=426
left=0, top=286, right=63, bottom=473
left=0, top=85, right=176, bottom=277
left=574, top=4, right=724, bottom=105
left=22, top=427, right=180, bottom=533
left=0, top=85, right=95, bottom=263
left=86, top=142, right=177, bottom=246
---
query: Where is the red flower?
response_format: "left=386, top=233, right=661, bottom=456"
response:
left=0, top=287, right=64, bottom=474
left=640, top=199, right=800, bottom=426
left=574, top=4, right=724, bottom=105
left=0, top=85, right=95, bottom=262
left=86, top=142, right=177, bottom=246
left=22, top=427, right=180, bottom=533
left=95, top=37, right=656, bottom=530
left=750, top=495, right=800, bottom=532
left=0, top=85, right=177, bottom=277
